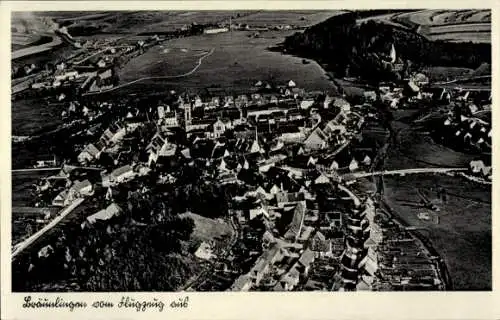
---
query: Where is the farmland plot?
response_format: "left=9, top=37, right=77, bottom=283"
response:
left=115, top=31, right=337, bottom=95
left=393, top=9, right=491, bottom=43
left=232, top=11, right=344, bottom=27
left=396, top=9, right=490, bottom=26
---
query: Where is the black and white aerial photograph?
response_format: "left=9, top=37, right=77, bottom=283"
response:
left=11, top=9, right=491, bottom=292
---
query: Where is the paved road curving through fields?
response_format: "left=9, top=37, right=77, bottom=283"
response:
left=12, top=33, right=63, bottom=60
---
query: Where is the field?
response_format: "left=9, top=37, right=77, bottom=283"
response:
left=12, top=43, right=75, bottom=66
left=232, top=11, right=344, bottom=27
left=11, top=13, right=61, bottom=58
left=12, top=98, right=65, bottom=136
left=421, top=66, right=473, bottom=81
left=118, top=47, right=211, bottom=81
left=12, top=171, right=57, bottom=207
left=377, top=112, right=492, bottom=289
left=384, top=174, right=491, bottom=290
left=395, top=9, right=491, bottom=26
left=11, top=33, right=42, bottom=47
left=115, top=31, right=337, bottom=95
left=12, top=12, right=55, bottom=34
left=391, top=126, right=477, bottom=169
left=33, top=11, right=342, bottom=35
left=393, top=10, right=491, bottom=43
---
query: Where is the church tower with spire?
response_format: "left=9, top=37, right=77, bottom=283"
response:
left=184, top=99, right=192, bottom=130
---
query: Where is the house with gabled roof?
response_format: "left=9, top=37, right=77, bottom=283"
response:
left=300, top=98, right=315, bottom=110
left=68, top=179, right=93, bottom=198
left=52, top=190, right=71, bottom=207
left=278, top=267, right=300, bottom=291
left=77, top=143, right=101, bottom=164
left=229, top=274, right=252, bottom=291
left=310, top=231, right=332, bottom=257
left=297, top=248, right=315, bottom=275
left=102, top=165, right=135, bottom=187
left=284, top=201, right=306, bottom=241
left=303, top=127, right=328, bottom=151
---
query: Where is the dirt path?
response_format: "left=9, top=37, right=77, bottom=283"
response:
left=83, top=48, right=215, bottom=96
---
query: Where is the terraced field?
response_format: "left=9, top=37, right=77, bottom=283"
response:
left=232, top=10, right=345, bottom=27
left=33, top=11, right=343, bottom=35
left=397, top=9, right=491, bottom=25
left=393, top=9, right=491, bottom=43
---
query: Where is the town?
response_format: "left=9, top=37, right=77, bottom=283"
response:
left=11, top=10, right=491, bottom=292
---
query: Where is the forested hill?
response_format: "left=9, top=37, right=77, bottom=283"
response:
left=281, top=12, right=491, bottom=81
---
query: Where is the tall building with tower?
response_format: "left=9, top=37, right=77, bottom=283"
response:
left=184, top=99, right=192, bottom=130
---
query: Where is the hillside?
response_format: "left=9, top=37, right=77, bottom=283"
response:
left=393, top=10, right=491, bottom=43
left=281, top=11, right=491, bottom=81
left=31, top=11, right=346, bottom=36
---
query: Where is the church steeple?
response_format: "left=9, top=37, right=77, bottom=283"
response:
left=389, top=43, right=396, bottom=64
left=250, top=126, right=261, bottom=154
left=184, top=100, right=192, bottom=129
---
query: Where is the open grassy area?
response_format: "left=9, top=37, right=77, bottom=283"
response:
left=118, top=47, right=210, bottom=81
left=421, top=66, right=473, bottom=81
left=116, top=31, right=337, bottom=95
left=12, top=98, right=65, bottom=136
left=11, top=171, right=56, bottom=207
left=384, top=174, right=491, bottom=290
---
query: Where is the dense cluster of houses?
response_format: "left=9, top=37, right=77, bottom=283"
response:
left=442, top=112, right=491, bottom=153
left=31, top=79, right=392, bottom=291
left=27, top=68, right=487, bottom=291
left=23, top=36, right=156, bottom=101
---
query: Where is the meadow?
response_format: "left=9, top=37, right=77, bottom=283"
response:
left=116, top=31, right=337, bottom=95
left=384, top=174, right=491, bottom=290
left=118, top=47, right=211, bottom=81
left=12, top=98, right=64, bottom=136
